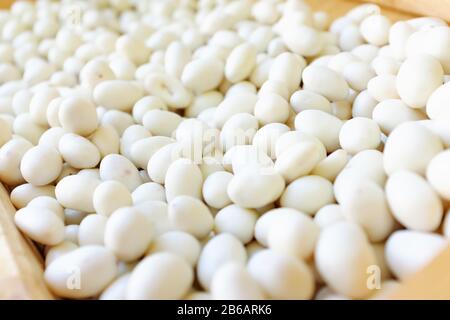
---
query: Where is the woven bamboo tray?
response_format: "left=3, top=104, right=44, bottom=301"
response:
left=0, top=0, right=450, bottom=300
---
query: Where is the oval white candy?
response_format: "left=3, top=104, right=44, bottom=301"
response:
left=44, top=246, right=117, bottom=299
left=386, top=171, right=443, bottom=232
left=126, top=252, right=193, bottom=300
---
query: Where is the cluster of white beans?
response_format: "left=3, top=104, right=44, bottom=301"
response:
left=0, top=0, right=450, bottom=300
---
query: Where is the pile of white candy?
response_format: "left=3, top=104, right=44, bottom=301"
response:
left=0, top=0, right=449, bottom=300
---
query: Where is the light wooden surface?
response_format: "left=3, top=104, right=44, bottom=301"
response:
left=305, top=0, right=416, bottom=21
left=0, top=0, right=437, bottom=21
left=0, top=0, right=16, bottom=9
left=370, top=0, right=450, bottom=22
left=0, top=0, right=449, bottom=300
left=307, top=0, right=450, bottom=22
left=0, top=0, right=448, bottom=19
left=389, top=245, right=450, bottom=299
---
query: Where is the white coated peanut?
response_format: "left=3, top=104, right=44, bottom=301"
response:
left=426, top=150, right=450, bottom=201
left=302, top=65, right=349, bottom=101
left=248, top=249, right=315, bottom=300
left=94, top=80, right=144, bottom=112
left=78, top=214, right=107, bottom=246
left=44, top=246, right=117, bottom=298
left=225, top=43, right=257, bottom=83
left=274, top=141, right=323, bottom=183
left=59, top=133, right=100, bottom=169
left=386, top=170, right=443, bottom=232
left=15, top=206, right=64, bottom=245
left=104, top=207, right=154, bottom=262
left=396, top=54, right=443, bottom=108
left=55, top=175, right=99, bottom=212
left=58, top=96, right=98, bottom=136
left=214, top=204, right=258, bottom=244
left=20, top=145, right=62, bottom=186
left=211, top=263, right=265, bottom=300
left=295, top=110, right=343, bottom=153
left=280, top=175, right=335, bottom=215
left=383, top=122, right=443, bottom=176
left=165, top=159, right=203, bottom=202
left=10, top=183, right=55, bottom=209
left=202, top=171, right=233, bottom=209
left=339, top=180, right=396, bottom=242
left=126, top=252, right=193, bottom=300
left=339, top=117, right=381, bottom=154
left=290, top=90, right=331, bottom=114
left=228, top=169, right=285, bottom=209
left=93, top=180, right=133, bottom=217
left=197, top=233, right=247, bottom=290
left=267, top=210, right=319, bottom=260
left=99, top=154, right=142, bottom=191
left=372, top=99, right=426, bottom=134
left=315, top=222, right=377, bottom=299
left=254, top=92, right=290, bottom=125
left=168, top=195, right=213, bottom=239
left=182, top=57, right=224, bottom=94
left=426, top=82, right=450, bottom=120
left=132, top=182, right=166, bottom=204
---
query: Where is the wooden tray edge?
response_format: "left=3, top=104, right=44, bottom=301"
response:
left=0, top=184, right=54, bottom=300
